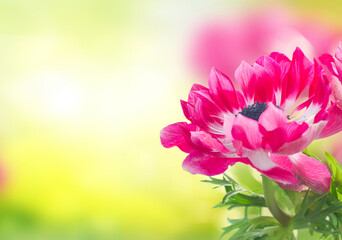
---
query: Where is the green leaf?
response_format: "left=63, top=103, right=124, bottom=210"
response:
left=214, top=193, right=266, bottom=209
left=294, top=190, right=310, bottom=218
left=222, top=217, right=279, bottom=240
left=201, top=176, right=232, bottom=187
left=220, top=219, right=246, bottom=239
left=326, top=152, right=342, bottom=190
left=229, top=230, right=266, bottom=240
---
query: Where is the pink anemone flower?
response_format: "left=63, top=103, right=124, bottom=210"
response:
left=161, top=48, right=342, bottom=194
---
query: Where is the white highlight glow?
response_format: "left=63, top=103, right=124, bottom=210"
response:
left=37, top=72, right=82, bottom=117
left=15, top=71, right=84, bottom=120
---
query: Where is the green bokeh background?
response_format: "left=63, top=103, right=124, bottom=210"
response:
left=0, top=1, right=340, bottom=239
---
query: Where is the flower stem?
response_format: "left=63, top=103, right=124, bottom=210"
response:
left=262, top=175, right=292, bottom=227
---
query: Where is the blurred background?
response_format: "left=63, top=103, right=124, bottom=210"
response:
left=0, top=0, right=341, bottom=239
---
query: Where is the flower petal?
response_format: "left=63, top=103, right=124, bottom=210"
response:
left=185, top=91, right=225, bottom=136
left=275, top=121, right=325, bottom=155
left=182, top=152, right=230, bottom=176
left=270, top=154, right=309, bottom=192
left=289, top=153, right=331, bottom=194
left=320, top=42, right=342, bottom=81
left=269, top=52, right=291, bottom=80
left=261, top=121, right=309, bottom=153
left=231, top=114, right=262, bottom=150
left=160, top=122, right=196, bottom=153
left=235, top=58, right=279, bottom=105
left=209, top=67, right=245, bottom=113
left=320, top=54, right=337, bottom=76
left=254, top=56, right=282, bottom=103
left=258, top=103, right=287, bottom=131
left=319, top=103, right=342, bottom=138
left=190, top=131, right=230, bottom=153
left=258, top=103, right=309, bottom=152
left=235, top=61, right=256, bottom=105
left=247, top=151, right=299, bottom=184
left=270, top=153, right=331, bottom=193
left=281, top=47, right=314, bottom=111
left=308, top=61, right=330, bottom=108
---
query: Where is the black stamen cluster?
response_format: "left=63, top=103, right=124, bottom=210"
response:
left=239, top=102, right=267, bottom=121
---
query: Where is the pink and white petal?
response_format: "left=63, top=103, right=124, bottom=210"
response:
left=182, top=152, right=230, bottom=176
left=282, top=122, right=309, bottom=142
left=270, top=154, right=297, bottom=173
left=294, top=103, right=323, bottom=124
left=257, top=56, right=283, bottom=101
left=208, top=67, right=242, bottom=113
left=223, top=114, right=235, bottom=140
left=235, top=61, right=256, bottom=105
left=259, top=103, right=287, bottom=131
left=218, top=137, right=236, bottom=153
left=333, top=43, right=342, bottom=77
left=270, top=154, right=309, bottom=192
left=276, top=121, right=325, bottom=155
left=179, top=125, right=222, bottom=154
left=289, top=153, right=331, bottom=194
left=190, top=131, right=230, bottom=154
left=252, top=64, right=276, bottom=103
left=160, top=122, right=196, bottom=153
left=187, top=84, right=209, bottom=105
left=187, top=97, right=224, bottom=136
left=330, top=78, right=342, bottom=103
left=236, top=91, right=247, bottom=110
left=185, top=89, right=223, bottom=130
left=260, top=127, right=287, bottom=152
left=289, top=96, right=313, bottom=122
left=319, top=53, right=338, bottom=78
left=319, top=103, right=342, bottom=138
left=308, top=61, right=330, bottom=108
left=281, top=47, right=314, bottom=111
left=231, top=114, right=262, bottom=150
left=314, top=109, right=329, bottom=124
left=261, top=121, right=309, bottom=153
left=236, top=58, right=277, bottom=104
left=269, top=52, right=291, bottom=80
left=293, top=48, right=315, bottom=98
left=253, top=56, right=283, bottom=103
left=246, top=151, right=299, bottom=184
left=193, top=92, right=223, bottom=122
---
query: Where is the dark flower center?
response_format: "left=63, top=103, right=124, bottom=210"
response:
left=239, top=102, right=267, bottom=121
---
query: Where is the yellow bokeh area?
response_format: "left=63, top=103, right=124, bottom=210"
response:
left=0, top=0, right=340, bottom=239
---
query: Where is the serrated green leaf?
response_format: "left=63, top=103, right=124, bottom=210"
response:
left=201, top=177, right=232, bottom=186
left=266, top=227, right=296, bottom=240
left=224, top=217, right=279, bottom=240
left=220, top=219, right=246, bottom=240
left=229, top=230, right=266, bottom=240
left=306, top=196, right=327, bottom=218
left=326, top=152, right=342, bottom=189
left=214, top=193, right=266, bottom=209
left=222, top=190, right=244, bottom=203
left=295, top=190, right=310, bottom=218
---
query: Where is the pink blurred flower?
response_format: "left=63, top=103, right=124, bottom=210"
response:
left=190, top=10, right=341, bottom=79
left=320, top=43, right=342, bottom=107
left=161, top=48, right=340, bottom=194
left=320, top=43, right=342, bottom=166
